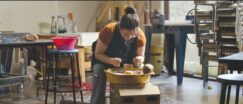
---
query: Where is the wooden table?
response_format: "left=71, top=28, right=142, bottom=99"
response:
left=0, top=36, right=53, bottom=89
left=76, top=45, right=87, bottom=82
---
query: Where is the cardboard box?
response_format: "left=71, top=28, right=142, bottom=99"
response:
left=110, top=84, right=160, bottom=104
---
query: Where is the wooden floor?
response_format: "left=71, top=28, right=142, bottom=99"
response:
left=0, top=73, right=242, bottom=104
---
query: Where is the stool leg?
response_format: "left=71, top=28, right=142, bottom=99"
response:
left=53, top=54, right=58, bottom=104
left=23, top=48, right=28, bottom=83
left=69, top=54, right=77, bottom=104
left=236, top=85, right=240, bottom=104
left=44, top=68, right=50, bottom=104
left=43, top=47, right=49, bottom=88
left=220, top=84, right=227, bottom=104
left=57, top=54, right=62, bottom=81
left=75, top=53, right=84, bottom=102
left=56, top=54, right=64, bottom=101
left=45, top=54, right=52, bottom=104
left=226, top=85, right=231, bottom=104
left=42, top=46, right=47, bottom=88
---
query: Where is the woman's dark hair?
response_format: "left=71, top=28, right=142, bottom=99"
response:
left=119, top=6, right=139, bottom=30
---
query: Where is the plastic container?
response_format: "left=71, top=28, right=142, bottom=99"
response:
left=52, top=36, right=77, bottom=50
left=105, top=68, right=150, bottom=86
left=150, top=45, right=164, bottom=75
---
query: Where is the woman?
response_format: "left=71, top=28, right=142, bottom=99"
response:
left=90, top=6, right=146, bottom=104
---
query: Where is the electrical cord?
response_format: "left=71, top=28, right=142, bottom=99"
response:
left=187, top=35, right=198, bottom=44
left=185, top=8, right=198, bottom=45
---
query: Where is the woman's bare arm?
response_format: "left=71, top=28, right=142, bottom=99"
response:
left=95, top=39, right=112, bottom=64
left=95, top=39, right=121, bottom=67
left=135, top=46, right=145, bottom=62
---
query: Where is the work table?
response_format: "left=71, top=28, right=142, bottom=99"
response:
left=0, top=39, right=53, bottom=47
left=0, top=33, right=53, bottom=90
left=164, top=20, right=194, bottom=26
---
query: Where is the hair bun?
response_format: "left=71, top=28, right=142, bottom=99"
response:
left=125, top=6, right=136, bottom=14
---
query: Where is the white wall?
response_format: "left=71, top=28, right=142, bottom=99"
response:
left=0, top=1, right=100, bottom=33
left=169, top=1, right=194, bottom=21
left=57, top=1, right=100, bottom=32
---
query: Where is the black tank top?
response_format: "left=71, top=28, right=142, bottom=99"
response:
left=92, top=23, right=138, bottom=68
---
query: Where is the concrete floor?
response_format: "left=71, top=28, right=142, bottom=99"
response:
left=0, top=73, right=242, bottom=104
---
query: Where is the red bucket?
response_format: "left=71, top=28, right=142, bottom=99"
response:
left=52, top=36, right=77, bottom=50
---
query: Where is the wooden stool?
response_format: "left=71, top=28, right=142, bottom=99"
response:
left=44, top=49, right=83, bottom=104
left=217, top=74, right=243, bottom=104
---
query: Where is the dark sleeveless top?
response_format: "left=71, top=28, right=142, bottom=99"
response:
left=91, top=23, right=138, bottom=68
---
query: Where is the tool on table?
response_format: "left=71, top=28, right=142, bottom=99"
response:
left=50, top=13, right=78, bottom=34
left=50, top=15, right=68, bottom=34
left=25, top=34, right=39, bottom=41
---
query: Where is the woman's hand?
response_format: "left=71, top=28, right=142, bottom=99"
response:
left=133, top=56, right=144, bottom=67
left=110, top=57, right=122, bottom=67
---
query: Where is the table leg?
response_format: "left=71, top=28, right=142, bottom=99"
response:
left=43, top=46, right=48, bottom=87
left=75, top=53, right=84, bottom=102
left=202, top=52, right=209, bottom=87
left=78, top=47, right=86, bottom=82
left=23, top=48, right=28, bottom=83
left=40, top=46, right=45, bottom=77
left=41, top=46, right=45, bottom=87
left=175, top=30, right=187, bottom=85
left=164, top=34, right=176, bottom=75
left=144, top=26, right=152, bottom=63
left=5, top=48, right=13, bottom=73
left=202, top=39, right=209, bottom=87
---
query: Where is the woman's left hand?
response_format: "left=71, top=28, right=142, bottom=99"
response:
left=132, top=56, right=144, bottom=67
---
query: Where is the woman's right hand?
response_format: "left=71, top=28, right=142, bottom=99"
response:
left=110, top=57, right=122, bottom=67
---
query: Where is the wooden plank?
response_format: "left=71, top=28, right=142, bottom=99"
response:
left=77, top=46, right=86, bottom=82
left=85, top=62, right=91, bottom=71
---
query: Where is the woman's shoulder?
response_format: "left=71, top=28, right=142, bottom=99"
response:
left=137, top=27, right=145, bottom=38
left=136, top=27, right=146, bottom=47
left=106, top=22, right=117, bottom=27
left=99, top=22, right=117, bottom=38
left=99, top=22, right=117, bottom=46
left=103, top=22, right=118, bottom=32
